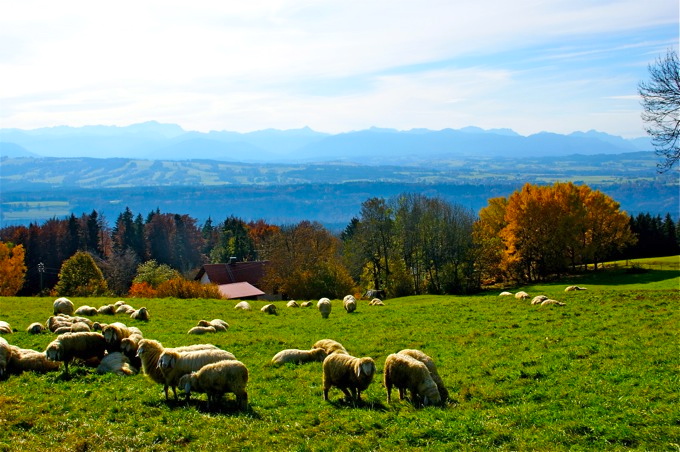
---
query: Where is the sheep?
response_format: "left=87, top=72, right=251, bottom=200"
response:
left=397, top=349, right=448, bottom=403
left=197, top=319, right=229, bottom=332
left=300, top=301, right=313, bottom=307
left=98, top=304, right=116, bottom=315
left=130, top=307, right=150, bottom=321
left=102, top=322, right=133, bottom=352
left=178, top=360, right=249, bottom=410
left=234, top=301, right=252, bottom=310
left=565, top=285, right=587, bottom=292
left=317, top=298, right=332, bottom=319
left=92, top=322, right=106, bottom=331
left=120, top=332, right=144, bottom=370
left=541, top=299, right=566, bottom=307
left=369, top=298, right=385, bottom=306
left=384, top=353, right=441, bottom=407
left=343, top=296, right=357, bottom=314
left=322, top=353, right=376, bottom=403
left=96, top=352, right=138, bottom=376
left=75, top=305, right=99, bottom=316
left=531, top=295, right=549, bottom=305
left=0, top=337, right=10, bottom=378
left=158, top=348, right=237, bottom=401
left=515, top=291, right=530, bottom=300
left=270, top=348, right=327, bottom=366
left=0, top=321, right=13, bottom=334
left=115, top=304, right=136, bottom=315
left=70, top=322, right=92, bottom=333
left=7, top=346, right=61, bottom=374
left=26, top=322, right=46, bottom=335
left=188, top=325, right=216, bottom=335
left=286, top=300, right=299, bottom=308
left=261, top=304, right=278, bottom=315
left=53, top=297, right=74, bottom=316
left=45, top=332, right=107, bottom=376
left=312, top=339, right=348, bottom=355
left=499, top=291, right=513, bottom=296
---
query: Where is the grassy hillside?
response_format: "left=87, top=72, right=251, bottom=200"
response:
left=0, top=269, right=678, bottom=450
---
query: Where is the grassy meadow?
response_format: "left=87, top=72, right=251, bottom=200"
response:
left=0, top=267, right=678, bottom=451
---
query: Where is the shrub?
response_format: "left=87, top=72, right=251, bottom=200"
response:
left=128, top=281, right=158, bottom=298
left=155, top=278, right=223, bottom=299
left=53, top=251, right=108, bottom=296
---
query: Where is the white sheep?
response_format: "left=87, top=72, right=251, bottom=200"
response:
left=343, top=296, right=357, bottom=314
left=515, top=291, right=530, bottom=300
left=0, top=337, right=10, bottom=378
left=531, top=295, right=549, bottom=305
left=369, top=298, right=385, bottom=306
left=234, top=301, right=252, bottom=311
left=499, top=291, right=513, bottom=296
left=196, top=319, right=229, bottom=332
left=135, top=339, right=219, bottom=400
left=317, top=298, right=332, bottom=319
left=384, top=353, right=441, bottom=407
left=322, top=353, right=376, bottom=402
left=565, top=285, right=587, bottom=292
left=0, top=320, right=13, bottom=334
left=7, top=345, right=61, bottom=374
left=53, top=297, right=75, bottom=316
left=286, top=300, right=299, bottom=308
left=75, top=305, right=99, bottom=316
left=178, top=360, right=249, bottom=410
left=26, top=322, right=46, bottom=335
left=102, top=322, right=133, bottom=352
left=300, top=301, right=313, bottom=307
left=130, top=307, right=150, bottom=321
left=271, top=348, right=327, bottom=366
left=45, top=331, right=107, bottom=375
left=397, top=349, right=448, bottom=403
left=158, top=348, right=237, bottom=401
left=120, top=332, right=144, bottom=369
left=97, top=304, right=116, bottom=315
left=261, top=304, right=278, bottom=315
left=312, top=339, right=348, bottom=355
left=96, top=352, right=138, bottom=376
left=541, top=299, right=566, bottom=307
left=115, top=304, right=136, bottom=315
left=188, top=325, right=216, bottom=335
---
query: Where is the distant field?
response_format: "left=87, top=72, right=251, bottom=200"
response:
left=0, top=267, right=678, bottom=450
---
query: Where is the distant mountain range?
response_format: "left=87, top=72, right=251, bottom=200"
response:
left=0, top=121, right=652, bottom=164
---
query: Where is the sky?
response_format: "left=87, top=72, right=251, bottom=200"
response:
left=0, top=0, right=677, bottom=138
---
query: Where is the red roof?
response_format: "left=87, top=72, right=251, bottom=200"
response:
left=217, top=282, right=265, bottom=299
left=195, top=262, right=268, bottom=286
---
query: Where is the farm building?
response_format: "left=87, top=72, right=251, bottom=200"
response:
left=194, top=261, right=271, bottom=300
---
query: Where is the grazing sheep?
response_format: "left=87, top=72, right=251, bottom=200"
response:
left=369, top=298, right=385, bottom=306
left=45, top=332, right=107, bottom=375
left=102, top=322, right=133, bottom=352
left=322, top=353, right=376, bottom=402
left=97, top=304, right=116, bottom=316
left=53, top=297, right=75, bottom=316
left=499, top=291, right=513, bottom=296
left=286, top=300, right=299, bottom=308
left=135, top=339, right=219, bottom=399
left=271, top=348, right=327, bottom=366
left=26, top=322, right=46, bottom=335
left=515, top=291, right=530, bottom=300
left=197, top=319, right=228, bottom=332
left=96, top=352, right=138, bottom=376
left=397, top=349, right=448, bottom=403
left=541, top=299, right=566, bottom=307
left=158, top=348, right=237, bottom=401
left=343, top=296, right=357, bottom=314
left=565, top=285, right=587, bottom=292
left=115, top=304, right=136, bottom=315
left=261, top=304, right=278, bottom=315
left=130, top=307, right=150, bottom=321
left=312, top=339, right=348, bottom=355
left=300, top=301, right=313, bottom=307
left=317, top=298, right=332, bottom=319
left=234, top=301, right=252, bottom=311
left=384, top=353, right=441, bottom=407
left=531, top=295, right=549, bottom=306
left=0, top=321, right=13, bottom=334
left=178, top=360, right=249, bottom=410
left=7, top=346, right=61, bottom=374
left=75, top=305, right=99, bottom=316
left=0, top=337, right=10, bottom=377
left=188, top=325, right=216, bottom=335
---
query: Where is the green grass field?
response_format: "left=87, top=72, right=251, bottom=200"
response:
left=0, top=268, right=678, bottom=451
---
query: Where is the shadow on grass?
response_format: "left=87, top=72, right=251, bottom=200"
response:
left=142, top=396, right=262, bottom=418
left=548, top=269, right=680, bottom=287
left=325, top=398, right=388, bottom=412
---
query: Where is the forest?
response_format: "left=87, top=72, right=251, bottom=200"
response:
left=0, top=182, right=678, bottom=299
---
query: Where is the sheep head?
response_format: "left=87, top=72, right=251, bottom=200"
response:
left=356, top=358, right=375, bottom=378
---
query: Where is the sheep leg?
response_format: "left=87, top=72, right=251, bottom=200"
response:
left=398, top=388, right=406, bottom=400
left=341, top=388, right=353, bottom=402
left=386, top=383, right=392, bottom=403
left=164, top=384, right=170, bottom=401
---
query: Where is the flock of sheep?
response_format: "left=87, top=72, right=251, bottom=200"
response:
left=498, top=286, right=586, bottom=306
left=1, top=294, right=449, bottom=410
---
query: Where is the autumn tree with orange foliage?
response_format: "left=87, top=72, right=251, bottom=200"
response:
left=0, top=242, right=27, bottom=296
left=475, top=182, right=635, bottom=283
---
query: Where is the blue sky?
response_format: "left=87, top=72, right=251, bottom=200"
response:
left=0, top=0, right=677, bottom=138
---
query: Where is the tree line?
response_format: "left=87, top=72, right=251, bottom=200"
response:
left=0, top=182, right=678, bottom=297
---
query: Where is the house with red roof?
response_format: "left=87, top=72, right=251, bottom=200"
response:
left=194, top=261, right=270, bottom=300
